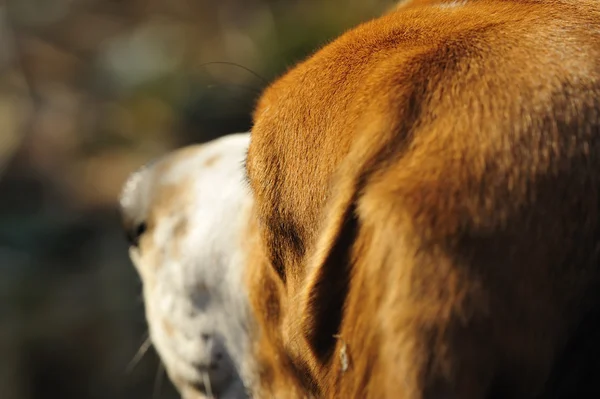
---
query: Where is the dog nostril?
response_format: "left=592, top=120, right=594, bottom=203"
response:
left=127, top=221, right=147, bottom=247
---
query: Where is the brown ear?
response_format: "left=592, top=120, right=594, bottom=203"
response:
left=296, top=112, right=396, bottom=363
left=298, top=166, right=362, bottom=362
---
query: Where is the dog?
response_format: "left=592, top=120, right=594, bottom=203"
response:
left=119, top=0, right=600, bottom=397
left=119, top=133, right=256, bottom=399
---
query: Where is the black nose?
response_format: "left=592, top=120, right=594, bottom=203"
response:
left=201, top=333, right=211, bottom=342
left=126, top=221, right=147, bottom=247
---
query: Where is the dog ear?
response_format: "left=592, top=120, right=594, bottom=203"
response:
left=295, top=114, right=394, bottom=363
left=299, top=172, right=358, bottom=362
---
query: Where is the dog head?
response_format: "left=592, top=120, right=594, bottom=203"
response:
left=119, top=133, right=256, bottom=398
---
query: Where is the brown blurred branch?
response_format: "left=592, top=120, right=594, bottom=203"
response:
left=0, top=0, right=42, bottom=176
left=5, top=0, right=42, bottom=110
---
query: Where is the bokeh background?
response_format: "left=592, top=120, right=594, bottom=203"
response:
left=0, top=1, right=393, bottom=398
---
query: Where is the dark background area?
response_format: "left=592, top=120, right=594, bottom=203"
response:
left=0, top=1, right=393, bottom=398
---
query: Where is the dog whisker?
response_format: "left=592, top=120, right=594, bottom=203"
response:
left=199, top=61, right=268, bottom=85
left=202, top=370, right=214, bottom=399
left=126, top=333, right=152, bottom=374
left=153, top=361, right=164, bottom=399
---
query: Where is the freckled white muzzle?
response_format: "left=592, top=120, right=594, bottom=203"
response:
left=120, top=133, right=255, bottom=399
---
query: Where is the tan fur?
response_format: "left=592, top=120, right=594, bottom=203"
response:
left=245, top=0, right=600, bottom=397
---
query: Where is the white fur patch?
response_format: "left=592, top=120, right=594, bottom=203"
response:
left=121, top=133, right=255, bottom=398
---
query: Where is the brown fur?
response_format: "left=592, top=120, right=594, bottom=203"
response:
left=245, top=0, right=600, bottom=397
left=203, top=154, right=221, bottom=167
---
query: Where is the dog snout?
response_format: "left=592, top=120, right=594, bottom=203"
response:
left=199, top=332, right=227, bottom=365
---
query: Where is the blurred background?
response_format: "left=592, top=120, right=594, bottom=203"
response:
left=0, top=0, right=394, bottom=398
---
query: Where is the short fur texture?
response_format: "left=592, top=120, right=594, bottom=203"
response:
left=120, top=133, right=256, bottom=399
left=244, top=0, right=600, bottom=397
